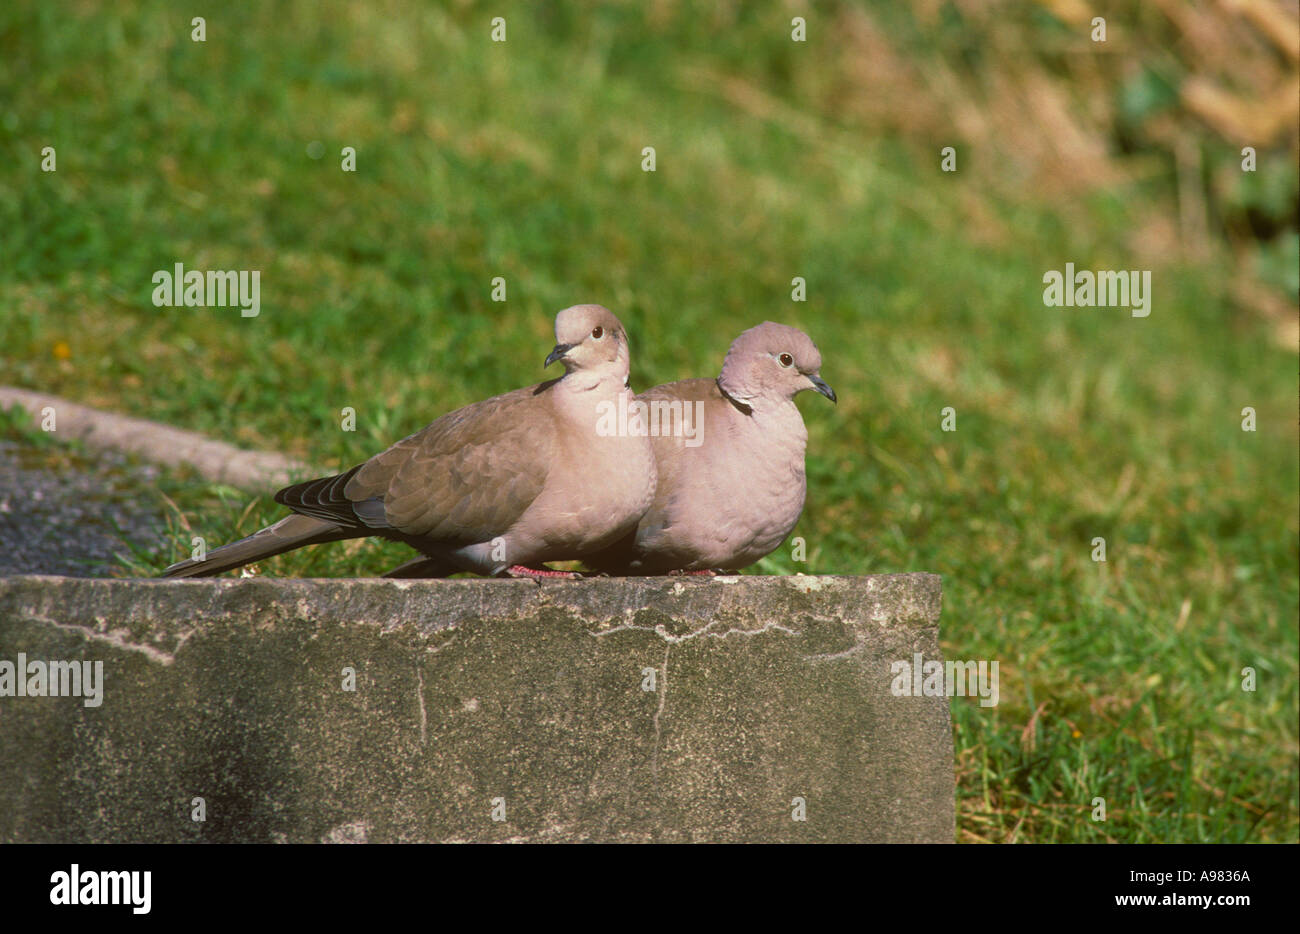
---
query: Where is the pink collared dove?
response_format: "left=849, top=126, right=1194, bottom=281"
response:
left=162, top=305, right=657, bottom=579
left=583, top=322, right=834, bottom=575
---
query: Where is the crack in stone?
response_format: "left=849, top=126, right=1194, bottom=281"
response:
left=26, top=615, right=179, bottom=665
left=803, top=642, right=865, bottom=663
left=592, top=619, right=797, bottom=644
left=416, top=664, right=428, bottom=747
left=590, top=620, right=798, bottom=785
left=423, top=634, right=458, bottom=655
left=651, top=643, right=669, bottom=779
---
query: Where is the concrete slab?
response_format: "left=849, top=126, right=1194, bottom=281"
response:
left=0, top=573, right=952, bottom=843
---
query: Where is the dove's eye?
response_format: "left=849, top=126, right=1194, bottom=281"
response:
left=778, top=352, right=794, bottom=368
left=591, top=326, right=604, bottom=339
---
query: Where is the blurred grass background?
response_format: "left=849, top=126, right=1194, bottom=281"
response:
left=1, top=0, right=1296, bottom=842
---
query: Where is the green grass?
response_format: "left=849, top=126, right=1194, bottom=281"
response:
left=1, top=0, right=1295, bottom=843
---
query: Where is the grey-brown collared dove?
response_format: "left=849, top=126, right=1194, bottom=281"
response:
left=582, top=322, right=834, bottom=575
left=162, top=304, right=657, bottom=579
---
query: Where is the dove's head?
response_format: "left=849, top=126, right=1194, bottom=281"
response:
left=546, top=304, right=631, bottom=384
left=717, top=322, right=836, bottom=408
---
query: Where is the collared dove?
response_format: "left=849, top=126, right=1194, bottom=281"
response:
left=162, top=305, right=657, bottom=579
left=583, top=322, right=835, bottom=575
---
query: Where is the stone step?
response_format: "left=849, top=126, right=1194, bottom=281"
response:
left=0, top=573, right=951, bottom=843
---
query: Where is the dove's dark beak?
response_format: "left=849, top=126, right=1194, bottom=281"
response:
left=809, top=374, right=837, bottom=404
left=545, top=343, right=574, bottom=368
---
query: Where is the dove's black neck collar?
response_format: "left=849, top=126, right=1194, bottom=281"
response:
left=717, top=378, right=753, bottom=416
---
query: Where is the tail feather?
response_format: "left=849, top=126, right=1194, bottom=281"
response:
left=382, top=556, right=459, bottom=579
left=161, top=513, right=357, bottom=578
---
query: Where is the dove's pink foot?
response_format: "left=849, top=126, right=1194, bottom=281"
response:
left=504, top=565, right=583, bottom=580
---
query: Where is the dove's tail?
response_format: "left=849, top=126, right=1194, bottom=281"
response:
left=161, top=513, right=357, bottom=578
left=382, top=556, right=460, bottom=578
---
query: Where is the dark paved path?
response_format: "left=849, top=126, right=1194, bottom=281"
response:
left=0, top=440, right=165, bottom=577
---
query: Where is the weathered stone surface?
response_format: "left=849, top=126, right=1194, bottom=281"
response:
left=0, top=574, right=952, bottom=843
